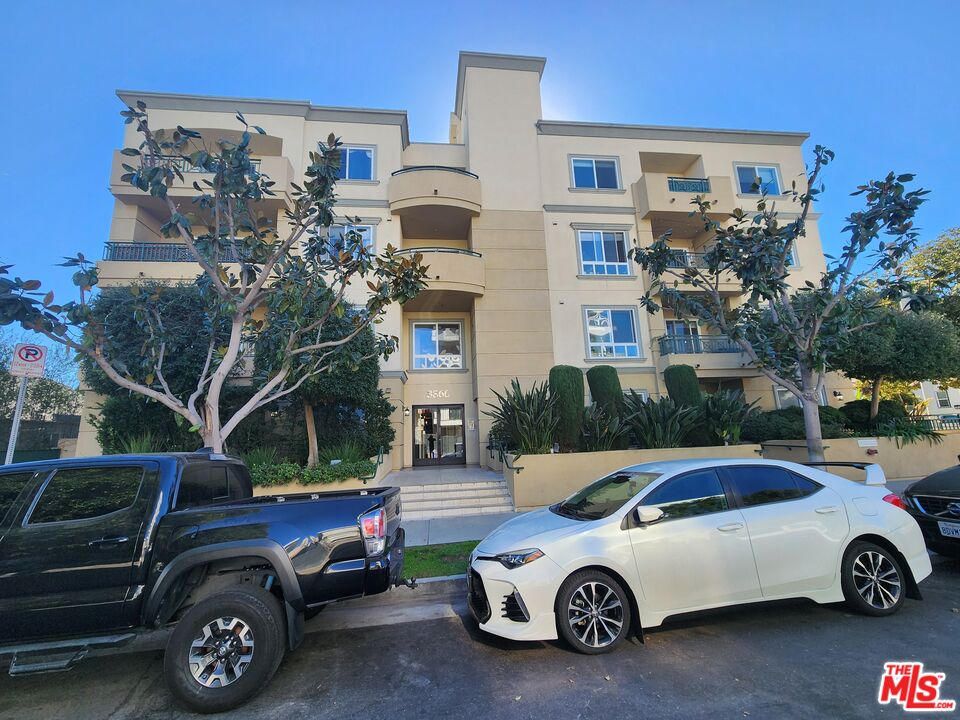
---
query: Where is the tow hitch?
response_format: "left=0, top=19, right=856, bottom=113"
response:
left=396, top=577, right=418, bottom=590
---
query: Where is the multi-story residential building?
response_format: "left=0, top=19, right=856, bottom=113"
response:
left=79, top=51, right=855, bottom=468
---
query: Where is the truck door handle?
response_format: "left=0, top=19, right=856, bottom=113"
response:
left=88, top=536, right=129, bottom=547
left=815, top=506, right=839, bottom=514
left=717, top=523, right=744, bottom=532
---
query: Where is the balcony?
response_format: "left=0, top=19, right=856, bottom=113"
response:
left=110, top=151, right=294, bottom=216
left=654, top=250, right=743, bottom=296
left=398, top=247, right=484, bottom=312
left=633, top=173, right=735, bottom=236
left=655, top=334, right=750, bottom=373
left=388, top=166, right=481, bottom=240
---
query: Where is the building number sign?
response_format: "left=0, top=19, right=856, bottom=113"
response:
left=426, top=389, right=450, bottom=399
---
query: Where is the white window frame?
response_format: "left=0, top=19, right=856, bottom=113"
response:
left=328, top=223, right=375, bottom=252
left=583, top=307, right=642, bottom=360
left=774, top=385, right=827, bottom=409
left=335, top=144, right=376, bottom=181
left=411, top=320, right=464, bottom=371
left=734, top=163, right=782, bottom=196
left=935, top=386, right=951, bottom=408
left=623, top=388, right=650, bottom=402
left=570, top=155, right=622, bottom=190
left=577, top=229, right=631, bottom=276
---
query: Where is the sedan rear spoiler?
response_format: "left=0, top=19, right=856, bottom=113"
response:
left=804, top=462, right=886, bottom=486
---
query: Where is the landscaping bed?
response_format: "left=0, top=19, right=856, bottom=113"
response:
left=404, top=541, right=477, bottom=579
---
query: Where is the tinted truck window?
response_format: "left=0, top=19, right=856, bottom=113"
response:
left=29, top=466, right=143, bottom=524
left=176, top=463, right=249, bottom=510
left=0, top=471, right=37, bottom=523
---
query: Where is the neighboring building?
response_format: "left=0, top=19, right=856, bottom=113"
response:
left=916, top=381, right=960, bottom=416
left=79, top=51, right=855, bottom=468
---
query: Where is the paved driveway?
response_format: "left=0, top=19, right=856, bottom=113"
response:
left=1, top=555, right=957, bottom=720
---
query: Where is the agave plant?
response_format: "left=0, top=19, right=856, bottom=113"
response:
left=241, top=446, right=280, bottom=469
left=698, top=390, right=759, bottom=446
left=623, top=393, right=698, bottom=449
left=484, top=379, right=558, bottom=455
left=119, top=432, right=160, bottom=454
left=580, top=403, right=629, bottom=452
left=876, top=418, right=944, bottom=447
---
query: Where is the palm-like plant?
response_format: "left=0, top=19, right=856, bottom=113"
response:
left=699, top=390, right=759, bottom=445
left=485, top=379, right=558, bottom=455
left=580, top=403, right=629, bottom=452
left=623, top=393, right=698, bottom=449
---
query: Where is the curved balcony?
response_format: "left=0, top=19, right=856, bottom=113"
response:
left=655, top=334, right=751, bottom=374
left=397, top=247, right=484, bottom=311
left=388, top=166, right=481, bottom=240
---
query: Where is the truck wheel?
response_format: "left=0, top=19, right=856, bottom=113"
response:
left=164, top=588, right=286, bottom=713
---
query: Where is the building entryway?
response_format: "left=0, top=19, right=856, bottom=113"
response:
left=381, top=465, right=514, bottom=521
left=413, top=404, right=466, bottom=466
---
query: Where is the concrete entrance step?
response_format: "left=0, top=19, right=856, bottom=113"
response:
left=398, top=480, right=507, bottom=493
left=404, top=505, right=514, bottom=520
left=400, top=486, right=510, bottom=502
left=403, top=496, right=514, bottom=512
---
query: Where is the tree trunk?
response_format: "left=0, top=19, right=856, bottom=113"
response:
left=800, top=367, right=825, bottom=462
left=304, top=399, right=318, bottom=468
left=869, top=378, right=882, bottom=420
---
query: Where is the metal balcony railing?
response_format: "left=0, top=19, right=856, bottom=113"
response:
left=395, top=247, right=482, bottom=258
left=910, top=414, right=960, bottom=431
left=140, top=154, right=261, bottom=174
left=666, top=250, right=709, bottom=269
left=103, top=242, right=240, bottom=262
left=657, top=334, right=742, bottom=355
left=667, top=177, right=711, bottom=193
left=391, top=165, right=479, bottom=179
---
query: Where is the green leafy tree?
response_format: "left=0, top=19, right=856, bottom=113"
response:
left=632, top=146, right=930, bottom=461
left=834, top=308, right=960, bottom=420
left=903, top=227, right=960, bottom=295
left=0, top=104, right=427, bottom=452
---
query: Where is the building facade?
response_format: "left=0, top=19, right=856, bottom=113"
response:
left=80, top=51, right=856, bottom=467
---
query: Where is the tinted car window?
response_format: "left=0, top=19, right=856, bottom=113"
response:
left=728, top=466, right=819, bottom=507
left=176, top=463, right=247, bottom=510
left=642, top=469, right=729, bottom=519
left=29, top=466, right=143, bottom=524
left=0, top=471, right=38, bottom=523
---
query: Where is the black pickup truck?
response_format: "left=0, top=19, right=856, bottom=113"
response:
left=0, top=451, right=405, bottom=712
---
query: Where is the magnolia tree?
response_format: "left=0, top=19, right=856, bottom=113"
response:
left=632, top=146, right=929, bottom=461
left=0, top=103, right=427, bottom=452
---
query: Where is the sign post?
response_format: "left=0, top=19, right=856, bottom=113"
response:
left=4, top=343, right=47, bottom=465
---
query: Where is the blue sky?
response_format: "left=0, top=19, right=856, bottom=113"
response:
left=2, top=0, right=957, bottom=302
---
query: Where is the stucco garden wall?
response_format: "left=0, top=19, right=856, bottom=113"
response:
left=504, top=445, right=762, bottom=511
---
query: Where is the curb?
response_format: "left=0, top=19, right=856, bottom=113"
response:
left=396, top=574, right=466, bottom=598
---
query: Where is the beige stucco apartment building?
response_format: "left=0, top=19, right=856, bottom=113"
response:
left=80, top=51, right=855, bottom=468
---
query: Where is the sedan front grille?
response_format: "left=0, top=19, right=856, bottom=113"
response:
left=501, top=591, right=529, bottom=622
left=912, top=495, right=960, bottom=517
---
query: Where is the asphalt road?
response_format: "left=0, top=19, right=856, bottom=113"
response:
left=1, top=555, right=958, bottom=720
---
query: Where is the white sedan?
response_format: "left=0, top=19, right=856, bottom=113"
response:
left=467, top=458, right=932, bottom=654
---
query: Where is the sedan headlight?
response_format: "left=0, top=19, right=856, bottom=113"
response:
left=495, top=548, right=544, bottom=569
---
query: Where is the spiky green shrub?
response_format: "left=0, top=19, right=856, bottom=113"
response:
left=698, top=391, right=759, bottom=445
left=623, top=394, right=699, bottom=449
left=242, top=446, right=279, bottom=469
left=876, top=418, right=944, bottom=447
left=484, top=379, right=558, bottom=455
left=549, top=365, right=585, bottom=452
left=663, top=364, right=703, bottom=408
left=580, top=403, right=629, bottom=452
left=317, top=441, right=369, bottom=464
left=118, top=432, right=160, bottom=454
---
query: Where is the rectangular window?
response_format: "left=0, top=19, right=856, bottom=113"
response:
left=585, top=308, right=640, bottom=359
left=571, top=156, right=620, bottom=189
left=335, top=146, right=374, bottom=181
left=726, top=466, right=820, bottom=507
left=328, top=223, right=375, bottom=252
left=412, top=322, right=463, bottom=370
left=774, top=386, right=827, bottom=409
left=936, top=387, right=951, bottom=408
left=578, top=230, right=629, bottom=275
left=735, top=164, right=781, bottom=195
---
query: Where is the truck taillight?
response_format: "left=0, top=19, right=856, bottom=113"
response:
left=359, top=508, right=386, bottom=556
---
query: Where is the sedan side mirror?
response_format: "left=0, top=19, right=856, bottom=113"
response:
left=634, top=506, right=665, bottom=525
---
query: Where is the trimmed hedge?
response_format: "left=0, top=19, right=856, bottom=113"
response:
left=839, top=399, right=907, bottom=431
left=663, top=364, right=703, bottom=408
left=586, top=365, right=626, bottom=449
left=250, top=460, right=376, bottom=487
left=549, top=365, right=585, bottom=451
left=741, top=406, right=848, bottom=443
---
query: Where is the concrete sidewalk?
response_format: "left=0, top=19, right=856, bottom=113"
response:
left=404, top=510, right=521, bottom=546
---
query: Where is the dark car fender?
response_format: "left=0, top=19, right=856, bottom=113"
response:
left=143, top=539, right=305, bottom=650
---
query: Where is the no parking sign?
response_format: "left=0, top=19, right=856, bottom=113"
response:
left=9, top=343, right=47, bottom=378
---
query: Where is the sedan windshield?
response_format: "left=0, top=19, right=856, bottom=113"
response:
left=552, top=470, right=661, bottom=520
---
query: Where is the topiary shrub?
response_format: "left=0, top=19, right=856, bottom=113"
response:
left=840, top=399, right=907, bottom=431
left=549, top=365, right=585, bottom=452
left=586, top=365, right=626, bottom=449
left=663, top=364, right=703, bottom=409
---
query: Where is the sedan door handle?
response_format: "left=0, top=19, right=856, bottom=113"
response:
left=717, top=523, right=744, bottom=532
left=88, top=536, right=129, bottom=547
left=815, top=506, right=839, bottom=514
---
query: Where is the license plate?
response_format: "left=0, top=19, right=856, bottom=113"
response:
left=938, top=521, right=960, bottom=539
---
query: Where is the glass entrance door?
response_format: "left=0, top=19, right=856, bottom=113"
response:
left=413, top=405, right=466, bottom=466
